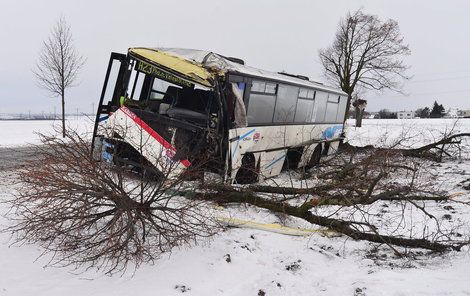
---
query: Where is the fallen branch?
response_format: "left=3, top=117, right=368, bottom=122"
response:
left=239, top=184, right=449, bottom=205
left=341, top=132, right=470, bottom=161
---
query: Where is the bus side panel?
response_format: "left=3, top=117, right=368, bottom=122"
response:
left=228, top=123, right=343, bottom=182
left=258, top=150, right=288, bottom=180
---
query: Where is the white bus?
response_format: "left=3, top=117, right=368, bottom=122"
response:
left=92, top=48, right=347, bottom=183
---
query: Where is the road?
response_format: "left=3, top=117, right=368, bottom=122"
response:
left=0, top=146, right=37, bottom=171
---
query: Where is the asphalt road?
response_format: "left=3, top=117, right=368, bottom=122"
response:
left=0, top=146, right=37, bottom=171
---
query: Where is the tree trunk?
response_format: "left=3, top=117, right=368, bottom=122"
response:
left=355, top=106, right=363, bottom=127
left=343, top=93, right=353, bottom=124
left=61, top=91, right=65, bottom=138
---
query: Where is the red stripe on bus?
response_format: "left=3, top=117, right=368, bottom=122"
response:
left=120, top=106, right=191, bottom=168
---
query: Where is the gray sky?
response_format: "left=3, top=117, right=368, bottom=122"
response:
left=1, top=0, right=470, bottom=114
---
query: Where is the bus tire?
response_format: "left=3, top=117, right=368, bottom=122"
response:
left=308, top=144, right=322, bottom=167
left=235, top=154, right=258, bottom=184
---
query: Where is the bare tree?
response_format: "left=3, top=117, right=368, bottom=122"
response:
left=319, top=9, right=411, bottom=120
left=33, top=17, right=85, bottom=137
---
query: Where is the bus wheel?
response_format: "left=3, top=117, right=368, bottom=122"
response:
left=235, top=154, right=258, bottom=184
left=308, top=144, right=322, bottom=167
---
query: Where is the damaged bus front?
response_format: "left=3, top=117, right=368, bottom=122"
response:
left=92, top=48, right=229, bottom=179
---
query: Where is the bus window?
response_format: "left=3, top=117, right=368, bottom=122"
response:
left=299, top=88, right=308, bottom=98
left=247, top=80, right=277, bottom=125
left=313, top=91, right=328, bottom=122
left=325, top=95, right=340, bottom=123
left=273, top=84, right=298, bottom=123
left=251, top=81, right=277, bottom=94
left=307, top=90, right=315, bottom=99
left=247, top=93, right=276, bottom=124
left=295, top=89, right=315, bottom=123
left=251, top=81, right=266, bottom=92
left=294, top=99, right=314, bottom=123
left=325, top=101, right=339, bottom=122
left=265, top=82, right=277, bottom=94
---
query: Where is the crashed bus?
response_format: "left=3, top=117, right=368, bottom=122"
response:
left=92, top=48, right=347, bottom=183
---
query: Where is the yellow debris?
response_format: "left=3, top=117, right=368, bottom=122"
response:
left=449, top=192, right=465, bottom=199
left=216, top=216, right=337, bottom=237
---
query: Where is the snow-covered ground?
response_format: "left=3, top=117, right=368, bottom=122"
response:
left=0, top=118, right=469, bottom=296
left=0, top=116, right=93, bottom=148
left=345, top=118, right=470, bottom=149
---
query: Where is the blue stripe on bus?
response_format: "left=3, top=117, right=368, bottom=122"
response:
left=239, top=129, right=256, bottom=140
left=231, top=129, right=256, bottom=158
left=98, top=115, right=109, bottom=122
left=265, top=153, right=286, bottom=169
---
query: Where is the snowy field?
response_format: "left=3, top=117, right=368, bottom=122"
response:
left=0, top=116, right=93, bottom=148
left=346, top=118, right=470, bottom=149
left=0, top=118, right=469, bottom=296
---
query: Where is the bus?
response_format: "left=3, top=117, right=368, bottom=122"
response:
left=92, top=47, right=347, bottom=183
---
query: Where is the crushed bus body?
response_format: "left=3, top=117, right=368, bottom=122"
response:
left=92, top=48, right=348, bottom=183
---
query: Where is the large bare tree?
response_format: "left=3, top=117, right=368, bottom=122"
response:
left=319, top=9, right=411, bottom=121
left=33, top=17, right=85, bottom=137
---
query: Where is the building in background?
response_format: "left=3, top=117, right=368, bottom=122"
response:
left=397, top=111, right=415, bottom=119
left=457, top=109, right=470, bottom=118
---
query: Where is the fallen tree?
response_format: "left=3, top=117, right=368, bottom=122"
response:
left=192, top=186, right=460, bottom=252
left=6, top=130, right=217, bottom=274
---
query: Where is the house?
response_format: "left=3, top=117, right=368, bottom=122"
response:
left=397, top=111, right=415, bottom=119
left=457, top=109, right=470, bottom=118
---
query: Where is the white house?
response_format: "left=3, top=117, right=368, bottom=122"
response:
left=397, top=111, right=415, bottom=119
left=457, top=109, right=470, bottom=118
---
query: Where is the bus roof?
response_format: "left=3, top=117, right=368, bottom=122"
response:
left=128, top=47, right=346, bottom=95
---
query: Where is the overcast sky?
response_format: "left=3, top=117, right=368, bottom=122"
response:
left=1, top=0, right=470, bottom=114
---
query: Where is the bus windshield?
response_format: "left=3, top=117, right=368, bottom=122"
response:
left=121, top=58, right=217, bottom=126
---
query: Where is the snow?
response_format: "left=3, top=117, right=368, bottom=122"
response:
left=0, top=116, right=93, bottom=148
left=345, top=118, right=470, bottom=149
left=0, top=118, right=470, bottom=295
